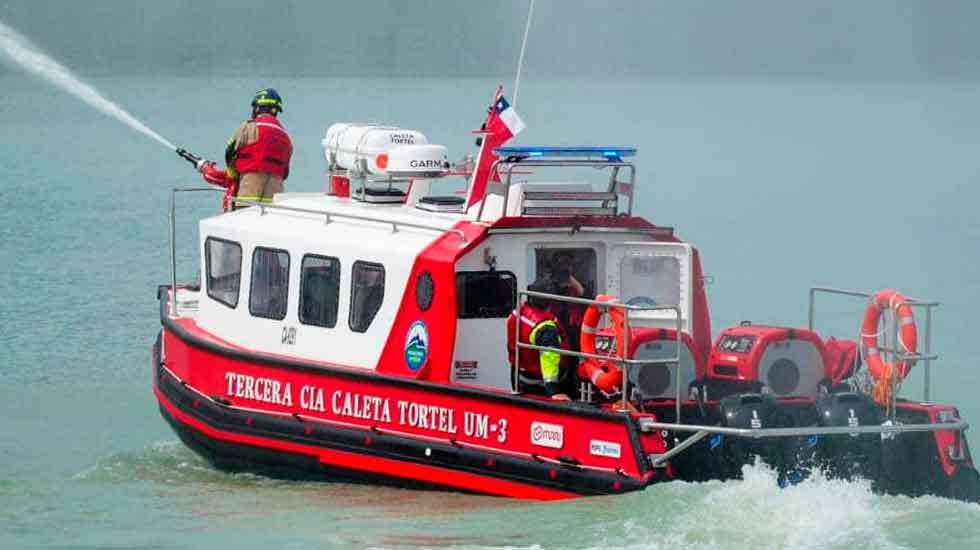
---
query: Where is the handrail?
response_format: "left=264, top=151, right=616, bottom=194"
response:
left=232, top=197, right=467, bottom=242
left=642, top=419, right=969, bottom=438
left=514, top=289, right=683, bottom=419
left=808, top=286, right=939, bottom=407
left=487, top=226, right=676, bottom=238
left=808, top=286, right=940, bottom=328
left=644, top=419, right=970, bottom=467
left=477, top=158, right=636, bottom=221
left=169, top=187, right=224, bottom=317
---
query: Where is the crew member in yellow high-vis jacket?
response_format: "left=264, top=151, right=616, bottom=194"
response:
left=506, top=282, right=571, bottom=400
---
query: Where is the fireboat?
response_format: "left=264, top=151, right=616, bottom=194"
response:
left=152, top=89, right=979, bottom=501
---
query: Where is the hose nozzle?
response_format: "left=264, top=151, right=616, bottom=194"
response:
left=176, top=147, right=202, bottom=167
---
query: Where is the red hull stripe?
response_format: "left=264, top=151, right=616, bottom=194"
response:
left=155, top=387, right=577, bottom=500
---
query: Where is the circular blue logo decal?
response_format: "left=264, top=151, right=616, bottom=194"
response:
left=404, top=320, right=429, bottom=371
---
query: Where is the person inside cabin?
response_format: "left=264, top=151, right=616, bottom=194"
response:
left=551, top=250, right=586, bottom=299
left=224, top=88, right=293, bottom=208
left=549, top=250, right=588, bottom=351
left=506, top=280, right=571, bottom=400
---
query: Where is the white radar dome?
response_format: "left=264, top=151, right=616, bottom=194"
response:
left=387, top=144, right=449, bottom=177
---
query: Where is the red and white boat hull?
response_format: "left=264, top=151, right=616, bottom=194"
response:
left=153, top=306, right=670, bottom=499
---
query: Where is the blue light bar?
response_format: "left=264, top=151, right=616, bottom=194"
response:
left=494, top=146, right=637, bottom=161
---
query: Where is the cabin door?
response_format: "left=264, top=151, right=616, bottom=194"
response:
left=451, top=271, right=518, bottom=391
left=606, top=242, right=693, bottom=332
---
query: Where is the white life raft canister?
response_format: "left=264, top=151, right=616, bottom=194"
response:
left=322, top=123, right=428, bottom=175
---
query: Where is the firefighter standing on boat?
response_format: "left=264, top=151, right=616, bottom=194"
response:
left=180, top=88, right=293, bottom=210
left=507, top=281, right=571, bottom=400
left=226, top=88, right=293, bottom=206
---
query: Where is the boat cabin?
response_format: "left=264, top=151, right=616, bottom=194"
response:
left=187, top=131, right=713, bottom=402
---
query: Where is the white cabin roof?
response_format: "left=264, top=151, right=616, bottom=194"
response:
left=202, top=192, right=467, bottom=244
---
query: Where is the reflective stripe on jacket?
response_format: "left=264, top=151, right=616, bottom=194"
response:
left=506, top=303, right=568, bottom=380
left=530, top=320, right=562, bottom=382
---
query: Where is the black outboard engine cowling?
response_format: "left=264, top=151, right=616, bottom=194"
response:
left=713, top=393, right=794, bottom=479
left=815, top=392, right=882, bottom=481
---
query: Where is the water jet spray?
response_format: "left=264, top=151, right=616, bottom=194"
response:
left=0, top=18, right=204, bottom=170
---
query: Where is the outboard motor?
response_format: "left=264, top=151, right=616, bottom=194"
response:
left=815, top=392, right=882, bottom=481
left=710, top=393, right=793, bottom=479
left=709, top=393, right=820, bottom=485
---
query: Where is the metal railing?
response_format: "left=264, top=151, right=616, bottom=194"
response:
left=487, top=225, right=675, bottom=238
left=643, top=280, right=965, bottom=467
left=808, top=286, right=939, bottom=406
left=514, top=285, right=967, bottom=469
left=476, top=158, right=636, bottom=222
left=169, top=187, right=224, bottom=317
left=514, top=289, right=683, bottom=419
left=232, top=197, right=467, bottom=242
left=642, top=418, right=970, bottom=467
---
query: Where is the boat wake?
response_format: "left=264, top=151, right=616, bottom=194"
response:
left=72, top=440, right=264, bottom=486
left=66, top=445, right=980, bottom=549
left=643, top=461, right=894, bottom=550
left=560, top=460, right=980, bottom=550
left=72, top=439, right=504, bottom=504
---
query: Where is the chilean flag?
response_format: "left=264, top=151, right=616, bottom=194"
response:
left=486, top=94, right=526, bottom=142
left=465, top=87, right=527, bottom=209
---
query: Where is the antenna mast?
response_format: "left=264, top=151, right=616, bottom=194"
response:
left=512, top=0, right=535, bottom=107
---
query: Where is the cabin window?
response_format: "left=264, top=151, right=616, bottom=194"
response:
left=299, top=255, right=341, bottom=328
left=249, top=247, right=290, bottom=320
left=349, top=261, right=385, bottom=332
left=532, top=248, right=598, bottom=298
left=205, top=237, right=242, bottom=308
left=621, top=256, right=680, bottom=308
left=456, top=271, right=516, bottom=319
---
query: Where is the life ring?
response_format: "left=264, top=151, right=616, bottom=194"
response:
left=581, top=295, right=624, bottom=356
left=579, top=294, right=625, bottom=394
left=580, top=358, right=623, bottom=395
left=861, top=289, right=918, bottom=382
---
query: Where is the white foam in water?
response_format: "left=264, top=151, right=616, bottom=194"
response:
left=689, top=461, right=895, bottom=550
left=0, top=18, right=176, bottom=151
left=594, top=460, right=906, bottom=550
